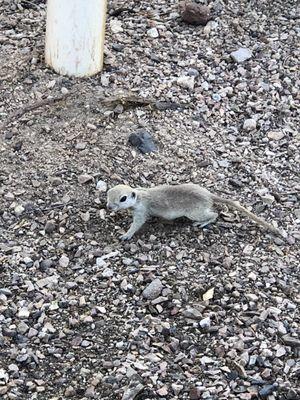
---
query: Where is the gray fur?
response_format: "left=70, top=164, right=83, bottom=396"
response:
left=107, top=183, right=283, bottom=240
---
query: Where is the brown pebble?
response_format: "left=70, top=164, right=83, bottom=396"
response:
left=180, top=2, right=211, bottom=26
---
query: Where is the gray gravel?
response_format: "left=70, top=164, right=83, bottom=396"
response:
left=0, top=0, right=299, bottom=399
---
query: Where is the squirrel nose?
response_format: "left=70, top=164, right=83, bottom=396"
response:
left=107, top=203, right=113, bottom=210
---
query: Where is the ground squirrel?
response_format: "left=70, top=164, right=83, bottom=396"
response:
left=106, top=183, right=283, bottom=240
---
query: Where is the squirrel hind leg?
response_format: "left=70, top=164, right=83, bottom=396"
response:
left=187, top=209, right=218, bottom=228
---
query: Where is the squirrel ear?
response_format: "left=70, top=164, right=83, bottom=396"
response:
left=132, top=191, right=136, bottom=198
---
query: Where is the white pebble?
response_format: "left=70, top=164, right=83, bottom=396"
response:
left=231, top=48, right=252, bottom=63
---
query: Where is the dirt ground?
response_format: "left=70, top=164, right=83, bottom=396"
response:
left=0, top=0, right=299, bottom=399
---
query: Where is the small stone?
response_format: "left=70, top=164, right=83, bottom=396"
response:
left=187, top=68, right=199, bottom=77
left=0, top=369, right=9, bottom=383
left=61, top=87, right=69, bottom=94
left=81, top=340, right=91, bottom=347
left=59, top=254, right=69, bottom=268
left=157, top=386, right=168, bottom=396
left=40, top=259, right=53, bottom=271
left=17, top=321, right=29, bottom=334
left=4, top=131, right=13, bottom=140
left=85, top=386, right=95, bottom=398
left=128, top=130, right=157, bottom=154
left=112, top=43, right=124, bottom=52
left=142, top=278, right=163, bottom=300
left=177, top=75, right=195, bottom=90
left=199, top=317, right=211, bottom=329
left=276, top=346, right=286, bottom=357
left=260, top=194, right=275, bottom=205
left=96, top=258, right=106, bottom=267
left=259, top=384, right=278, bottom=398
left=282, top=335, right=300, bottom=347
left=101, top=73, right=110, bottom=87
left=243, top=118, right=257, bottom=131
left=102, top=268, right=114, bottom=278
left=31, top=179, right=40, bottom=188
left=267, top=131, right=284, bottom=140
left=0, top=386, right=8, bottom=395
left=261, top=368, right=272, bottom=379
left=0, top=288, right=12, bottom=296
left=172, top=384, right=183, bottom=396
left=80, top=211, right=90, bottom=222
left=14, top=204, right=25, bottom=216
left=4, top=191, right=14, bottom=200
left=212, top=93, right=221, bottom=102
left=231, top=48, right=252, bottom=63
left=147, top=27, right=159, bottom=38
left=245, top=293, right=258, bottom=302
left=36, top=275, right=58, bottom=288
left=18, top=307, right=30, bottom=318
left=45, top=220, right=56, bottom=234
left=183, top=307, right=202, bottom=320
left=87, top=123, right=97, bottom=130
left=122, top=383, right=145, bottom=400
left=65, top=386, right=76, bottom=397
left=75, top=142, right=87, bottom=150
left=50, top=177, right=62, bottom=186
left=230, top=360, right=247, bottom=378
left=78, top=173, right=93, bottom=184
left=28, top=328, right=38, bottom=338
left=248, top=272, right=257, bottom=281
left=96, top=180, right=107, bottom=192
left=180, top=2, right=211, bottom=26
left=189, top=387, right=201, bottom=399
left=110, top=19, right=123, bottom=33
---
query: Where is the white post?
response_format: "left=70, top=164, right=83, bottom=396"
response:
left=45, top=0, right=107, bottom=77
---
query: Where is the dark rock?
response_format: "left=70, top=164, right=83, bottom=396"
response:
left=189, top=387, right=201, bottom=399
left=112, top=43, right=124, bottom=52
left=228, top=178, right=243, bottom=188
left=4, top=131, right=13, bottom=140
left=128, top=130, right=157, bottom=154
left=0, top=288, right=12, bottom=296
left=282, top=335, right=300, bottom=347
left=39, top=259, right=53, bottom=271
left=259, top=383, right=278, bottom=398
left=180, top=2, right=211, bottom=26
left=13, top=141, right=23, bottom=151
left=44, top=220, right=56, bottom=234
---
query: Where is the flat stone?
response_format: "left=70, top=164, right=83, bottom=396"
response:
left=102, top=268, right=114, bottom=278
left=142, top=278, right=163, bottom=300
left=177, top=75, right=195, bottom=90
left=267, top=130, right=284, bottom=140
left=282, top=335, right=300, bottom=347
left=36, top=275, right=58, bottom=288
left=110, top=19, right=123, bottom=33
left=18, top=307, right=30, bottom=318
left=245, top=293, right=258, bottom=302
left=78, top=173, right=93, bottom=184
left=0, top=288, right=12, bottom=296
left=231, top=48, right=252, bottom=63
left=183, top=307, right=202, bottom=320
left=128, top=130, right=157, bottom=154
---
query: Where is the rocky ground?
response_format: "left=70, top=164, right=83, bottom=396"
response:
left=0, top=0, right=299, bottom=399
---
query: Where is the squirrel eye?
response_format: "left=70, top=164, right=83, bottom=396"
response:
left=120, top=196, right=127, bottom=202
